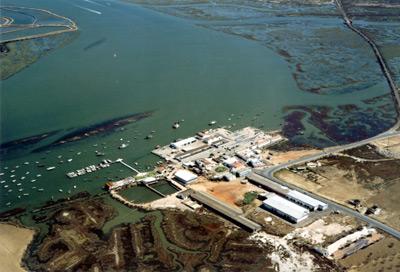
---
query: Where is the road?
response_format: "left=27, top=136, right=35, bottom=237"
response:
left=257, top=130, right=400, bottom=239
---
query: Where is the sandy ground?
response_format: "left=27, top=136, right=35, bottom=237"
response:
left=0, top=223, right=35, bottom=272
left=288, top=218, right=353, bottom=245
left=275, top=169, right=373, bottom=205
left=339, top=235, right=400, bottom=272
left=147, top=192, right=189, bottom=211
left=264, top=149, right=320, bottom=165
left=188, top=177, right=263, bottom=208
left=372, top=135, right=400, bottom=156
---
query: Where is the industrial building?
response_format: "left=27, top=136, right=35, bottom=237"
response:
left=174, top=169, right=198, bottom=185
left=262, top=193, right=309, bottom=223
left=286, top=190, right=328, bottom=211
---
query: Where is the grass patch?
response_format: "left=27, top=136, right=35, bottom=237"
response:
left=243, top=191, right=258, bottom=205
left=215, top=166, right=228, bottom=173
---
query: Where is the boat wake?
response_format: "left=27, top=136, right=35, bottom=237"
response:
left=74, top=4, right=102, bottom=15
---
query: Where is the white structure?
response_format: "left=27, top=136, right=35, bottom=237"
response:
left=170, top=137, right=197, bottom=149
left=174, top=170, right=198, bottom=185
left=106, top=177, right=135, bottom=190
left=286, top=190, right=328, bottom=211
left=322, top=227, right=377, bottom=257
left=262, top=193, right=309, bottom=223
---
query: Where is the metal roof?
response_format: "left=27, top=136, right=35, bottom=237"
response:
left=263, top=193, right=309, bottom=220
left=287, top=190, right=327, bottom=208
left=175, top=169, right=198, bottom=182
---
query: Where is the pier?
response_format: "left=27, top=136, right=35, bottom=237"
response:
left=188, top=190, right=261, bottom=232
left=115, top=159, right=141, bottom=174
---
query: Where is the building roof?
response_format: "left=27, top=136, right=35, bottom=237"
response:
left=263, top=193, right=309, bottom=220
left=175, top=169, right=198, bottom=182
left=287, top=190, right=327, bottom=208
left=171, top=137, right=197, bottom=148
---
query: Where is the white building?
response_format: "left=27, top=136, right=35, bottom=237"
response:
left=286, top=190, right=328, bottom=211
left=262, top=193, right=309, bottom=223
left=170, top=137, right=197, bottom=149
left=174, top=169, right=198, bottom=185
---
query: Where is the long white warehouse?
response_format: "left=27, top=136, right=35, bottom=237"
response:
left=287, top=190, right=328, bottom=211
left=262, top=193, right=309, bottom=223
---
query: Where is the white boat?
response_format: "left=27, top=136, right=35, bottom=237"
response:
left=4, top=185, right=9, bottom=188
left=24, top=162, right=29, bottom=165
left=6, top=202, right=11, bottom=206
left=172, top=122, right=180, bottom=129
left=46, top=166, right=56, bottom=171
left=73, top=185, right=77, bottom=189
left=25, top=171, right=30, bottom=175
left=0, top=173, right=4, bottom=176
left=10, top=175, right=15, bottom=178
left=37, top=174, right=42, bottom=177
left=0, top=180, right=5, bottom=184
left=209, top=120, right=217, bottom=126
left=67, top=159, right=73, bottom=162
left=21, top=176, right=25, bottom=180
left=58, top=189, right=63, bottom=192
left=17, top=183, right=22, bottom=186
left=18, top=188, right=23, bottom=192
left=31, top=179, right=36, bottom=182
left=23, top=193, right=29, bottom=196
left=119, top=143, right=129, bottom=149
left=11, top=170, right=15, bottom=173
left=38, top=188, right=44, bottom=192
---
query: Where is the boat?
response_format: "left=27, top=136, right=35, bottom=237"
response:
left=0, top=180, right=5, bottom=184
left=0, top=173, right=4, bottom=176
left=25, top=171, right=30, bottom=175
left=11, top=170, right=15, bottom=173
left=4, top=185, right=9, bottom=188
left=73, top=185, right=77, bottom=189
left=145, top=134, right=153, bottom=140
left=17, top=183, right=22, bottom=186
left=58, top=189, right=63, bottom=192
left=119, top=143, right=129, bottom=149
left=37, top=174, right=42, bottom=177
left=18, top=188, right=23, bottom=192
left=31, top=179, right=36, bottom=182
left=95, top=151, right=105, bottom=156
left=20, top=177, right=25, bottom=180
left=10, top=174, right=15, bottom=178
left=6, top=202, right=11, bottom=206
left=209, top=120, right=217, bottom=126
left=67, top=159, right=73, bottom=162
left=37, top=188, right=44, bottom=192
left=24, top=162, right=29, bottom=165
left=172, top=122, right=180, bottom=129
left=23, top=193, right=29, bottom=196
left=46, top=166, right=56, bottom=171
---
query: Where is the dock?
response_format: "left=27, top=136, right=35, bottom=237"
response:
left=115, top=159, right=141, bottom=174
left=188, top=190, right=261, bottom=232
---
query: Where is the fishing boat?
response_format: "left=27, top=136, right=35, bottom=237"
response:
left=46, top=166, right=56, bottom=171
left=119, top=143, right=129, bottom=149
left=172, top=122, right=180, bottom=129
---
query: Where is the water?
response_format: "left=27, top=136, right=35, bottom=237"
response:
left=0, top=0, right=394, bottom=212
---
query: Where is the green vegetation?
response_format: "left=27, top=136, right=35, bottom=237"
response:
left=243, top=191, right=258, bottom=205
left=215, top=165, right=228, bottom=173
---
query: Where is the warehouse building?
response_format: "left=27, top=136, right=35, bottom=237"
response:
left=174, top=169, right=198, bottom=185
left=262, top=193, right=309, bottom=223
left=287, top=190, right=328, bottom=211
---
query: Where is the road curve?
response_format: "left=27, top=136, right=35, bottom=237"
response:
left=257, top=130, right=400, bottom=239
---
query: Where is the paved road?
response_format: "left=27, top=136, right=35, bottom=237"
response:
left=257, top=130, right=400, bottom=239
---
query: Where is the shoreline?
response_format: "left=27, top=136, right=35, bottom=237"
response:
left=0, top=222, right=36, bottom=272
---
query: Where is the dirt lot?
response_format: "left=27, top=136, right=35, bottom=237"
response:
left=262, top=149, right=320, bottom=165
left=188, top=177, right=263, bottom=208
left=339, top=235, right=400, bottom=272
left=372, top=135, right=400, bottom=157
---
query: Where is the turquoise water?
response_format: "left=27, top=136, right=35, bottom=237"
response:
left=0, top=0, right=393, bottom=212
